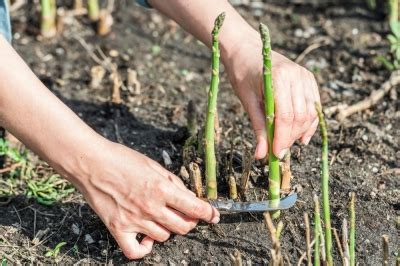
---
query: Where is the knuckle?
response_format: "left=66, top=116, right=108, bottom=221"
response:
left=277, top=112, right=294, bottom=124
left=158, top=232, right=170, bottom=242
left=294, top=112, right=308, bottom=124
left=178, top=223, right=195, bottom=235
left=124, top=249, right=140, bottom=260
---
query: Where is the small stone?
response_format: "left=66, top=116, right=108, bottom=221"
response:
left=162, top=150, right=172, bottom=167
left=370, top=191, right=376, bottom=198
left=183, top=249, right=189, bottom=254
left=109, top=50, right=119, bottom=57
left=372, top=167, right=379, bottom=173
left=84, top=234, right=95, bottom=244
left=362, top=134, right=368, bottom=141
left=71, top=223, right=80, bottom=235
left=352, top=28, right=359, bottom=35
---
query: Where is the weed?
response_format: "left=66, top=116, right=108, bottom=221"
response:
left=45, top=241, right=67, bottom=258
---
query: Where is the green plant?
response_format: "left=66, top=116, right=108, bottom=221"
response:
left=40, top=0, right=57, bottom=38
left=26, top=174, right=74, bottom=205
left=45, top=241, right=67, bottom=258
left=349, top=192, right=356, bottom=266
left=315, top=103, right=333, bottom=266
left=88, top=0, right=100, bottom=21
left=260, top=23, right=281, bottom=219
left=0, top=138, right=26, bottom=164
left=205, top=12, right=225, bottom=200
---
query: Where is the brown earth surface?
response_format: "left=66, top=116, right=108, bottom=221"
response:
left=0, top=1, right=399, bottom=264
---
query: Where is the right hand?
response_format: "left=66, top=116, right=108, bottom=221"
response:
left=76, top=141, right=220, bottom=259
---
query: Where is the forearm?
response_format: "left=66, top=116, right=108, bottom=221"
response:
left=0, top=36, right=105, bottom=189
left=148, top=0, right=259, bottom=62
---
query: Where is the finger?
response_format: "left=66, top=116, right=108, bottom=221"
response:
left=112, top=231, right=153, bottom=260
left=139, top=220, right=171, bottom=243
left=158, top=207, right=198, bottom=235
left=240, top=90, right=267, bottom=160
left=301, top=118, right=318, bottom=145
left=290, top=76, right=311, bottom=141
left=273, top=84, right=294, bottom=160
left=165, top=188, right=220, bottom=223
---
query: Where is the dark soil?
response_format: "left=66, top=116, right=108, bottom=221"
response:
left=0, top=1, right=399, bottom=264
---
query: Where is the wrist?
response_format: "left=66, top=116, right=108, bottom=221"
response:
left=220, top=24, right=260, bottom=66
left=50, top=132, right=111, bottom=192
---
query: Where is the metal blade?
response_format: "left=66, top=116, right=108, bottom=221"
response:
left=209, top=193, right=297, bottom=213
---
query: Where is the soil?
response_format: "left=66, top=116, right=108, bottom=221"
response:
left=0, top=1, right=399, bottom=264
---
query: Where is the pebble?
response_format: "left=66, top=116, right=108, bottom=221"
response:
left=362, top=134, right=368, bottom=141
left=84, top=234, right=95, bottom=244
left=372, top=167, right=379, bottom=173
left=71, top=223, right=80, bottom=235
left=109, top=50, right=119, bottom=57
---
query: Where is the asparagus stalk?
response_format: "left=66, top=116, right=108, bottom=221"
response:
left=88, top=0, right=100, bottom=21
left=313, top=195, right=321, bottom=266
left=390, top=0, right=399, bottom=26
left=40, top=0, right=56, bottom=38
left=349, top=192, right=356, bottom=266
left=205, top=12, right=225, bottom=200
left=315, top=103, right=333, bottom=265
left=260, top=23, right=281, bottom=219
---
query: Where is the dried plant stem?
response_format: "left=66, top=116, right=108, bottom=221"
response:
left=205, top=13, right=225, bottom=199
left=382, top=235, right=389, bottom=266
left=313, top=195, right=321, bottom=266
left=280, top=150, right=292, bottom=192
left=264, top=212, right=283, bottom=266
left=315, top=103, right=333, bottom=265
left=333, top=228, right=345, bottom=265
left=189, top=162, right=203, bottom=198
left=338, top=71, right=400, bottom=121
left=304, top=212, right=312, bottom=266
left=260, top=23, right=281, bottom=219
left=349, top=192, right=356, bottom=266
left=40, top=0, right=56, bottom=38
left=342, top=218, right=350, bottom=266
left=88, top=0, right=100, bottom=21
left=73, top=0, right=83, bottom=10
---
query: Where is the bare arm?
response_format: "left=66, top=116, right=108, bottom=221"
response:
left=0, top=36, right=219, bottom=259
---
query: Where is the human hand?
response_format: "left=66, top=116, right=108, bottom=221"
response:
left=75, top=141, right=220, bottom=259
left=222, top=33, right=320, bottom=160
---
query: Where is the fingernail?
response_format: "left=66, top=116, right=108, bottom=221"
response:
left=278, top=149, right=288, bottom=160
left=304, top=136, right=312, bottom=146
left=211, top=216, right=220, bottom=224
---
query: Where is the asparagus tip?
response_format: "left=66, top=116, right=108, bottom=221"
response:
left=259, top=23, right=271, bottom=44
left=213, top=12, right=226, bottom=35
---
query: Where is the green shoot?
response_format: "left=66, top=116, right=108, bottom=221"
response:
left=26, top=174, right=75, bottom=205
left=40, top=0, right=57, bottom=38
left=315, top=103, right=333, bottom=266
left=260, top=23, right=281, bottom=219
left=88, top=0, right=100, bottom=21
left=45, top=241, right=67, bottom=258
left=205, top=12, right=225, bottom=200
left=387, top=0, right=400, bottom=68
left=349, top=192, right=356, bottom=266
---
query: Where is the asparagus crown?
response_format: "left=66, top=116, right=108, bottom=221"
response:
left=212, top=12, right=226, bottom=36
left=259, top=23, right=271, bottom=47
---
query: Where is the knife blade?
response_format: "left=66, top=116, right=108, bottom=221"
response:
left=209, top=193, right=297, bottom=213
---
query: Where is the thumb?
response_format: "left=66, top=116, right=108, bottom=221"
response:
left=112, top=230, right=154, bottom=260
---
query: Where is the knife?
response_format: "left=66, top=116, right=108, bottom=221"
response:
left=209, top=193, right=297, bottom=213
